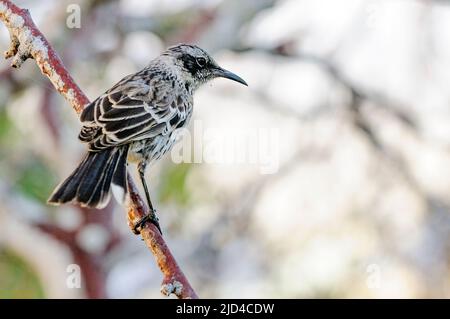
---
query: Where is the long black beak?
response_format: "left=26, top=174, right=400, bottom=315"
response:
left=215, top=67, right=248, bottom=86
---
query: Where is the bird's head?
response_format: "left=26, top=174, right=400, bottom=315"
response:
left=163, top=44, right=247, bottom=90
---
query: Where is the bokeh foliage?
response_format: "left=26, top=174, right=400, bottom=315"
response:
left=0, top=250, right=45, bottom=299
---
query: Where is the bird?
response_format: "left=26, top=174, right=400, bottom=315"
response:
left=47, top=44, right=247, bottom=233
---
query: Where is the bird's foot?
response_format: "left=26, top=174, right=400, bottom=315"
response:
left=133, top=210, right=162, bottom=235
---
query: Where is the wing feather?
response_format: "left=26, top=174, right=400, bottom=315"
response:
left=78, top=70, right=190, bottom=151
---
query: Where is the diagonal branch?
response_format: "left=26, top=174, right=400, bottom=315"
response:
left=0, top=0, right=197, bottom=299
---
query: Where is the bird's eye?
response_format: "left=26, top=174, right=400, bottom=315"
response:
left=196, top=57, right=207, bottom=67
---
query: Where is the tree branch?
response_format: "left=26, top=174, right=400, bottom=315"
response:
left=0, top=0, right=197, bottom=299
left=126, top=176, right=198, bottom=298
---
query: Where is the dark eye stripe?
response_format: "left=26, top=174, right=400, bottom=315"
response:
left=181, top=54, right=202, bottom=75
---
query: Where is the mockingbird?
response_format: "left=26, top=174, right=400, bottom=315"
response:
left=48, top=44, right=247, bottom=233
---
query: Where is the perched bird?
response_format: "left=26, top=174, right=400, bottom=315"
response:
left=48, top=44, right=247, bottom=233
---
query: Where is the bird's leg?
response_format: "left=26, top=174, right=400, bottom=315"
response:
left=133, top=161, right=162, bottom=235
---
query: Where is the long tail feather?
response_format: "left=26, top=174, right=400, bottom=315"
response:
left=48, top=145, right=129, bottom=209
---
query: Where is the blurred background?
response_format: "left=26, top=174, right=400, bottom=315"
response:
left=1, top=0, right=450, bottom=298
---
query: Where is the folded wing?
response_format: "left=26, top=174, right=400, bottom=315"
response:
left=79, top=71, right=189, bottom=151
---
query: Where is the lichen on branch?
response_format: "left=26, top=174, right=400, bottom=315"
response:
left=0, top=1, right=88, bottom=113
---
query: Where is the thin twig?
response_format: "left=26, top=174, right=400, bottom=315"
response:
left=0, top=0, right=197, bottom=299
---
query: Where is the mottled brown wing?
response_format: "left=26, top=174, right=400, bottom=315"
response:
left=79, top=72, right=189, bottom=151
